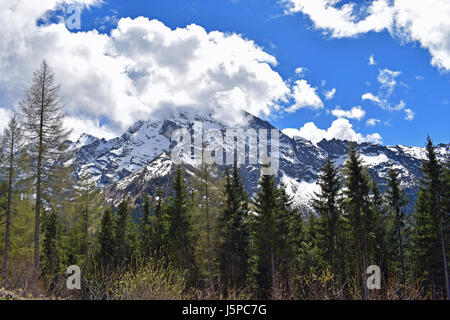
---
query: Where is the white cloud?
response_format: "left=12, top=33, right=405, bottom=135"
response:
left=284, top=0, right=450, bottom=71
left=369, top=54, right=376, bottom=66
left=324, top=88, right=336, bottom=100
left=0, top=1, right=292, bottom=139
left=331, top=106, right=365, bottom=120
left=378, top=68, right=401, bottom=95
left=404, top=108, right=415, bottom=121
left=366, top=118, right=380, bottom=126
left=282, top=118, right=382, bottom=144
left=362, top=68, right=409, bottom=112
left=362, top=92, right=381, bottom=104
left=295, top=66, right=307, bottom=75
left=0, top=108, right=14, bottom=132
left=286, top=79, right=323, bottom=113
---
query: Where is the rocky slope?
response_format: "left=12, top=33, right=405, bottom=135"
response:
left=69, top=112, right=449, bottom=211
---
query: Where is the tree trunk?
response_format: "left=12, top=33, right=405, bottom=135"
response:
left=3, top=135, right=14, bottom=283
left=439, top=213, right=449, bottom=300
left=204, top=166, right=215, bottom=293
left=83, top=193, right=89, bottom=299
left=397, top=215, right=407, bottom=293
left=34, top=67, right=46, bottom=279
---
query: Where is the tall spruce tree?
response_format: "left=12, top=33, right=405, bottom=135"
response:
left=40, top=208, right=59, bottom=290
left=19, top=61, right=72, bottom=276
left=369, top=173, right=389, bottom=293
left=73, top=174, right=101, bottom=293
left=0, top=115, right=24, bottom=282
left=166, top=166, right=197, bottom=284
left=386, top=167, right=408, bottom=288
left=113, top=200, right=137, bottom=267
left=413, top=137, right=449, bottom=299
left=217, top=163, right=249, bottom=293
left=274, top=183, right=296, bottom=294
left=151, top=187, right=168, bottom=257
left=98, top=207, right=114, bottom=270
left=312, top=155, right=344, bottom=284
left=140, top=194, right=153, bottom=258
left=200, top=163, right=215, bottom=291
left=342, top=142, right=373, bottom=299
left=251, top=166, right=278, bottom=299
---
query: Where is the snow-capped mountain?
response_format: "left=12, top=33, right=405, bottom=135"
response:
left=69, top=112, right=449, bottom=211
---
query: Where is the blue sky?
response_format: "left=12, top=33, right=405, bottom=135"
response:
left=0, top=0, right=449, bottom=146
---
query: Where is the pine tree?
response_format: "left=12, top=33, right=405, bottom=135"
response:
left=369, top=174, right=389, bottom=293
left=40, top=208, right=60, bottom=291
left=251, top=166, right=278, bottom=299
left=312, top=155, right=344, bottom=284
left=413, top=136, right=449, bottom=299
left=217, top=163, right=249, bottom=293
left=386, top=167, right=408, bottom=288
left=73, top=173, right=101, bottom=295
left=166, top=166, right=197, bottom=284
left=342, top=142, right=373, bottom=299
left=274, top=183, right=296, bottom=294
left=0, top=115, right=24, bottom=282
left=114, top=200, right=137, bottom=267
left=151, top=187, right=168, bottom=257
left=19, top=61, right=72, bottom=276
left=140, top=194, right=153, bottom=258
left=200, top=163, right=215, bottom=291
left=98, top=207, right=115, bottom=270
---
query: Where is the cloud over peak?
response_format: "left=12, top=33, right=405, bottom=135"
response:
left=283, top=118, right=382, bottom=144
left=0, top=2, right=298, bottom=138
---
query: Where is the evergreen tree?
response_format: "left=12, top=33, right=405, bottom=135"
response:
left=274, top=183, right=296, bottom=294
left=98, top=207, right=114, bottom=270
left=151, top=187, right=168, bottom=257
left=200, top=163, right=215, bottom=291
left=73, top=174, right=101, bottom=295
left=386, top=167, right=408, bottom=288
left=413, top=136, right=449, bottom=299
left=40, top=208, right=59, bottom=291
left=369, top=174, right=389, bottom=293
left=114, top=200, right=137, bottom=267
left=251, top=166, right=278, bottom=298
left=342, top=142, right=373, bottom=299
left=217, top=163, right=249, bottom=293
left=312, top=155, right=344, bottom=284
left=166, top=166, right=197, bottom=284
left=140, top=194, right=153, bottom=258
left=19, top=61, right=72, bottom=276
left=0, top=115, right=24, bottom=282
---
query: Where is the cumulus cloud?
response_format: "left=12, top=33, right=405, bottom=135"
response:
left=324, top=88, right=336, bottom=100
left=286, top=79, right=323, bottom=113
left=0, top=1, right=298, bottom=139
left=283, top=0, right=450, bottom=71
left=362, top=92, right=381, bottom=104
left=366, top=118, right=380, bottom=126
left=404, top=108, right=415, bottom=121
left=295, top=67, right=307, bottom=75
left=282, top=118, right=382, bottom=144
left=0, top=108, right=14, bottom=132
left=330, top=106, right=365, bottom=120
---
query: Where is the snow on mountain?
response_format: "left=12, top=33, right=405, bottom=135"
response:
left=69, top=112, right=449, bottom=211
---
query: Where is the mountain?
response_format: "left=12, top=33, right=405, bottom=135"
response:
left=69, top=112, right=449, bottom=211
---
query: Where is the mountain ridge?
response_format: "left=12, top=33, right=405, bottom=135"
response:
left=69, top=112, right=449, bottom=211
